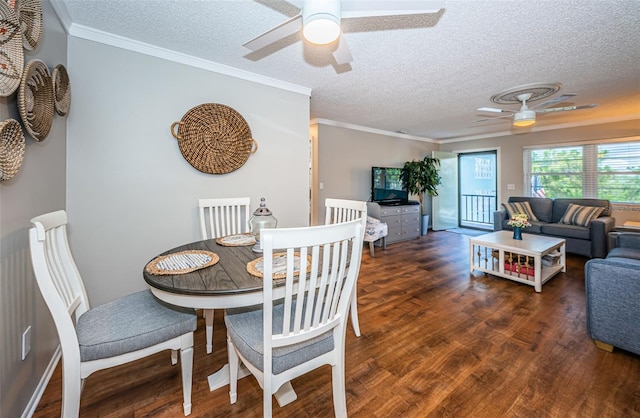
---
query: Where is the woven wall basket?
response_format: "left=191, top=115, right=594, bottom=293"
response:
left=0, top=118, right=26, bottom=182
left=170, top=103, right=257, bottom=174
left=0, top=1, right=24, bottom=97
left=52, top=64, right=71, bottom=116
left=14, top=0, right=43, bottom=50
left=18, top=59, right=54, bottom=141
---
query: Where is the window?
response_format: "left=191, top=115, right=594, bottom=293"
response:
left=524, top=139, right=640, bottom=204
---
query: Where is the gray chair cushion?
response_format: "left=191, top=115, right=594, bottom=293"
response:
left=225, top=301, right=334, bottom=375
left=607, top=248, right=640, bottom=263
left=77, top=290, right=196, bottom=361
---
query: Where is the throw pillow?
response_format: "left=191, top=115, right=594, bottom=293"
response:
left=558, top=203, right=604, bottom=227
left=502, top=201, right=539, bottom=222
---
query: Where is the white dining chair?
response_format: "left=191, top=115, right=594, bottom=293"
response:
left=29, top=210, right=196, bottom=417
left=225, top=220, right=364, bottom=417
left=324, top=198, right=367, bottom=337
left=198, top=197, right=251, bottom=354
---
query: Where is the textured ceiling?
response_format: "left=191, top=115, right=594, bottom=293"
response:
left=55, top=0, right=640, bottom=142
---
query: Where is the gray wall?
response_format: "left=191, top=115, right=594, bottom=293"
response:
left=66, top=37, right=311, bottom=307
left=312, top=122, right=437, bottom=224
left=2, top=5, right=311, bottom=415
left=0, top=1, right=67, bottom=417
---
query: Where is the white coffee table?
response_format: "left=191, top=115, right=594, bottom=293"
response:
left=469, top=231, right=566, bottom=292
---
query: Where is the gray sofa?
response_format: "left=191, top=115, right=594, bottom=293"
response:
left=494, top=197, right=615, bottom=258
left=585, top=233, right=640, bottom=355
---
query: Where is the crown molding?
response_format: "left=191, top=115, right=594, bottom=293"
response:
left=50, top=1, right=312, bottom=97
left=311, top=118, right=439, bottom=143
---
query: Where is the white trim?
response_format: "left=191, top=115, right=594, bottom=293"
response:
left=311, top=118, right=438, bottom=143
left=523, top=135, right=640, bottom=149
left=438, top=115, right=640, bottom=144
left=49, top=1, right=312, bottom=97
left=21, top=346, right=62, bottom=418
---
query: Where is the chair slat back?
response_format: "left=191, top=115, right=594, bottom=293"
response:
left=324, top=198, right=367, bottom=240
left=198, top=197, right=251, bottom=239
left=261, top=221, right=363, bottom=356
left=30, top=210, right=90, bottom=351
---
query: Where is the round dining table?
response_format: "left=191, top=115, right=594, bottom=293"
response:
left=143, top=237, right=297, bottom=407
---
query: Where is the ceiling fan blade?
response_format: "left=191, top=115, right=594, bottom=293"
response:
left=473, top=114, right=513, bottom=123
left=243, top=14, right=303, bottom=51
left=340, top=0, right=444, bottom=18
left=333, top=33, right=353, bottom=65
left=531, top=93, right=578, bottom=109
left=535, top=104, right=598, bottom=114
left=477, top=107, right=513, bottom=114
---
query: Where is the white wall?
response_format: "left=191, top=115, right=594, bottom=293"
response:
left=0, top=2, right=67, bottom=416
left=66, top=37, right=311, bottom=306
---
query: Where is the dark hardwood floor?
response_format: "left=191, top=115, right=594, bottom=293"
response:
left=34, top=231, right=640, bottom=417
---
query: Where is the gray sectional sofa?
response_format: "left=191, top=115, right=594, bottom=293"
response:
left=585, top=233, right=640, bottom=355
left=494, top=196, right=615, bottom=258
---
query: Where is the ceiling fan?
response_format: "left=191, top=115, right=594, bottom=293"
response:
left=243, top=0, right=444, bottom=65
left=477, top=92, right=598, bottom=128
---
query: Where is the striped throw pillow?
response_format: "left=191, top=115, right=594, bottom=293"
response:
left=502, top=201, right=539, bottom=222
left=559, top=204, right=604, bottom=227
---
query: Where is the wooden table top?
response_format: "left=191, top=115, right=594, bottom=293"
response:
left=143, top=239, right=264, bottom=296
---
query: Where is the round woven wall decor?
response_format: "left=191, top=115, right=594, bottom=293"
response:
left=18, top=59, right=54, bottom=141
left=0, top=1, right=24, bottom=97
left=52, top=64, right=71, bottom=116
left=170, top=103, right=257, bottom=174
left=0, top=118, right=26, bottom=182
left=14, top=0, right=43, bottom=50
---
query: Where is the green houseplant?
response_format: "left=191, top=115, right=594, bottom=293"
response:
left=401, top=156, right=442, bottom=233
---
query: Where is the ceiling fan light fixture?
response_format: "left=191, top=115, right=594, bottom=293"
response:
left=513, top=110, right=536, bottom=127
left=303, top=13, right=340, bottom=44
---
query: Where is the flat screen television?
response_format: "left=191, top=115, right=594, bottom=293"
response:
left=371, top=166, right=409, bottom=205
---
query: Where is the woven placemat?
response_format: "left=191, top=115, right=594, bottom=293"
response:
left=52, top=64, right=70, bottom=116
left=18, top=59, right=54, bottom=141
left=0, top=118, right=25, bottom=181
left=216, top=233, right=256, bottom=247
left=14, top=0, right=43, bottom=51
left=247, top=252, right=312, bottom=279
left=0, top=1, right=24, bottom=97
left=170, top=103, right=257, bottom=174
left=145, top=250, right=219, bottom=275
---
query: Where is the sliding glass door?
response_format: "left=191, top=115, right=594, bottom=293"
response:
left=458, top=151, right=497, bottom=229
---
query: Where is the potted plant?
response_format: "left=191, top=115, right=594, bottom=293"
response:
left=401, top=156, right=442, bottom=235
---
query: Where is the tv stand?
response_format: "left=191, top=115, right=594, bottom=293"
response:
left=378, top=200, right=419, bottom=206
left=367, top=202, right=421, bottom=244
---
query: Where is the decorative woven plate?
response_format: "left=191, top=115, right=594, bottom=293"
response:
left=0, top=1, right=24, bottom=96
left=247, top=252, right=313, bottom=279
left=216, top=233, right=256, bottom=247
left=145, top=250, right=219, bottom=275
left=52, top=64, right=70, bottom=116
left=14, top=0, right=43, bottom=50
left=170, top=103, right=257, bottom=174
left=18, top=59, right=54, bottom=141
left=0, top=118, right=25, bottom=181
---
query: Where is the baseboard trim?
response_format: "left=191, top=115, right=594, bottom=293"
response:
left=21, top=346, right=61, bottom=418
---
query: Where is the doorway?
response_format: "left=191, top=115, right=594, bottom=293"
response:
left=432, top=150, right=498, bottom=231
left=458, top=151, right=497, bottom=230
